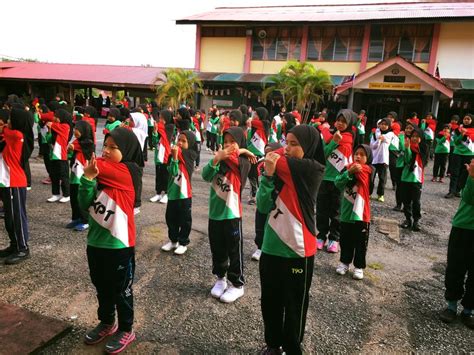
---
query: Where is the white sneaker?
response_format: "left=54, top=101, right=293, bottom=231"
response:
left=174, top=244, right=188, bottom=255
left=220, top=285, right=244, bottom=303
left=134, top=207, right=140, bottom=215
left=161, top=241, right=178, bottom=252
left=159, top=194, right=168, bottom=204
left=149, top=194, right=161, bottom=203
left=26, top=186, right=32, bottom=191
left=353, top=268, right=364, bottom=280
left=336, top=263, right=349, bottom=275
left=47, top=195, right=61, bottom=203
left=59, top=196, right=70, bottom=203
left=251, top=249, right=262, bottom=261
left=210, top=277, right=228, bottom=299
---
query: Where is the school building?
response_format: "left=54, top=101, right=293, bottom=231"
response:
left=177, top=1, right=474, bottom=125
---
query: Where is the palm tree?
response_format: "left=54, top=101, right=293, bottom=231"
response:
left=262, top=61, right=333, bottom=122
left=154, top=68, right=203, bottom=110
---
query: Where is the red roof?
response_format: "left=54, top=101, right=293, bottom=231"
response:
left=0, top=62, right=176, bottom=88
left=177, top=1, right=474, bottom=24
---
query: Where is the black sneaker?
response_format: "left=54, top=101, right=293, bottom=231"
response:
left=461, top=312, right=474, bottom=329
left=0, top=246, right=15, bottom=258
left=260, top=346, right=283, bottom=355
left=392, top=205, right=403, bottom=212
left=4, top=249, right=30, bottom=265
left=104, top=330, right=135, bottom=353
left=412, top=221, right=421, bottom=232
left=454, top=192, right=461, bottom=198
left=400, top=219, right=412, bottom=229
left=439, top=308, right=457, bottom=323
left=84, top=322, right=118, bottom=345
left=444, top=192, right=455, bottom=199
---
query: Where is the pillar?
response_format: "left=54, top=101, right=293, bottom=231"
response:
left=431, top=91, right=440, bottom=117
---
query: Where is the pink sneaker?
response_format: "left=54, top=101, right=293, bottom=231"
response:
left=326, top=240, right=339, bottom=253
left=316, top=239, right=325, bottom=250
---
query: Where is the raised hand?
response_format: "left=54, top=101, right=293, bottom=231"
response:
left=84, top=153, right=99, bottom=180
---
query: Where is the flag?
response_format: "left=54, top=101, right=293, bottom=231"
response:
left=341, top=73, right=356, bottom=85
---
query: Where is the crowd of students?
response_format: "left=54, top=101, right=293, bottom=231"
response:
left=0, top=93, right=473, bottom=354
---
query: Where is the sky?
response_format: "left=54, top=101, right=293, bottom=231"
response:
left=1, top=0, right=440, bottom=68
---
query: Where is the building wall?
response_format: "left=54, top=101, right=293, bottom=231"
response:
left=200, top=37, right=246, bottom=73
left=366, top=62, right=429, bottom=71
left=437, top=22, right=474, bottom=79
left=250, top=61, right=361, bottom=75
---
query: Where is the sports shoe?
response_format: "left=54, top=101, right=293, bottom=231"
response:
left=74, top=223, right=89, bottom=232
left=161, top=241, right=178, bottom=252
left=4, top=249, right=30, bottom=265
left=248, top=197, right=256, bottom=205
left=0, top=246, right=15, bottom=258
left=220, top=285, right=244, bottom=303
left=326, top=240, right=339, bottom=253
left=59, top=196, right=70, bottom=203
left=431, top=178, right=437, bottom=182
left=400, top=219, right=412, bottom=229
left=133, top=208, right=140, bottom=215
left=104, top=330, right=135, bottom=353
left=211, top=277, right=228, bottom=298
left=336, top=263, right=349, bottom=275
left=260, top=346, right=283, bottom=355
left=251, top=249, right=262, bottom=261
left=174, top=245, right=188, bottom=255
left=47, top=195, right=61, bottom=203
left=66, top=219, right=81, bottom=229
left=454, top=192, right=461, bottom=198
left=42, top=177, right=52, bottom=185
left=377, top=195, right=385, bottom=202
left=444, top=192, right=455, bottom=199
left=159, top=194, right=168, bottom=204
left=461, top=311, right=474, bottom=329
left=84, top=322, right=118, bottom=345
left=316, top=239, right=325, bottom=250
left=439, top=308, right=457, bottom=324
left=353, top=268, right=364, bottom=280
left=412, top=221, right=421, bottom=232
left=26, top=186, right=32, bottom=191
left=392, top=205, right=403, bottom=212
left=149, top=194, right=161, bottom=203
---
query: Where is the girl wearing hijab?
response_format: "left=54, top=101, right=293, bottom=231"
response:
left=335, top=144, right=374, bottom=280
left=37, top=104, right=53, bottom=184
left=103, top=108, right=122, bottom=134
left=445, top=114, right=474, bottom=198
left=67, top=120, right=95, bottom=232
left=161, top=130, right=198, bottom=255
left=0, top=108, right=31, bottom=264
left=79, top=127, right=143, bottom=353
left=128, top=111, right=148, bottom=212
left=257, top=124, right=325, bottom=355
left=393, top=122, right=415, bottom=211
left=44, top=109, right=73, bottom=203
left=202, top=127, right=252, bottom=303
left=316, top=109, right=355, bottom=254
left=150, top=109, right=176, bottom=204
left=400, top=125, right=428, bottom=232
left=369, top=117, right=397, bottom=202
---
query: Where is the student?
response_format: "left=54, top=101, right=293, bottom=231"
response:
left=161, top=131, right=198, bottom=255
left=316, top=109, right=355, bottom=253
left=207, top=109, right=220, bottom=152
left=407, top=112, right=419, bottom=126
left=191, top=109, right=204, bottom=170
left=432, top=125, right=451, bottom=183
left=439, top=159, right=474, bottom=329
left=247, top=107, right=270, bottom=205
left=79, top=128, right=143, bottom=353
left=257, top=125, right=325, bottom=355
left=202, top=127, right=252, bottom=303
left=280, top=112, right=297, bottom=146
left=400, top=125, right=428, bottom=232
left=67, top=120, right=95, bottom=231
left=229, top=109, right=243, bottom=127
left=387, top=111, right=401, bottom=190
left=251, top=142, right=282, bottom=262
left=129, top=111, right=148, bottom=212
left=37, top=104, right=53, bottom=184
left=421, top=112, right=438, bottom=162
left=83, top=106, right=98, bottom=144
left=370, top=117, right=396, bottom=202
left=0, top=108, right=31, bottom=264
left=445, top=114, right=474, bottom=198
left=43, top=109, right=72, bottom=203
left=393, top=123, right=414, bottom=211
left=103, top=108, right=122, bottom=135
left=447, top=115, right=460, bottom=177
left=334, top=144, right=373, bottom=280
left=356, top=110, right=367, bottom=144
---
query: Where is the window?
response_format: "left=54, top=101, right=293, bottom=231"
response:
left=201, top=26, right=246, bottom=37
left=307, top=26, right=363, bottom=61
left=251, top=27, right=302, bottom=61
left=368, top=24, right=433, bottom=62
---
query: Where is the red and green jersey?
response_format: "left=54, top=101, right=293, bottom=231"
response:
left=153, top=122, right=172, bottom=165
left=167, top=151, right=192, bottom=200
left=0, top=128, right=27, bottom=188
left=247, top=120, right=268, bottom=157
left=421, top=119, right=437, bottom=141
left=257, top=156, right=317, bottom=258
left=401, top=144, right=424, bottom=184
left=323, top=132, right=353, bottom=182
left=70, top=140, right=87, bottom=185
left=435, top=134, right=450, bottom=154
left=396, top=132, right=406, bottom=168
left=453, top=128, right=474, bottom=156
left=50, top=122, right=70, bottom=161
left=452, top=176, right=474, bottom=230
left=202, top=151, right=242, bottom=220
left=335, top=166, right=372, bottom=223
left=79, top=159, right=136, bottom=249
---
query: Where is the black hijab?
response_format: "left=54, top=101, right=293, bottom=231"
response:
left=9, top=108, right=34, bottom=168
left=55, top=108, right=74, bottom=142
left=74, top=120, right=95, bottom=160
left=337, top=109, right=355, bottom=133
left=108, top=108, right=122, bottom=121
left=285, top=125, right=325, bottom=236
left=379, top=117, right=392, bottom=134
left=350, top=144, right=375, bottom=192
left=178, top=130, right=199, bottom=178
left=222, top=127, right=251, bottom=191
left=106, top=127, right=144, bottom=199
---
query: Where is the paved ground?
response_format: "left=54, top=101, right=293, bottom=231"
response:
left=0, top=120, right=473, bottom=354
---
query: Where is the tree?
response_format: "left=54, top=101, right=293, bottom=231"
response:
left=262, top=61, right=333, bottom=123
left=154, top=68, right=203, bottom=110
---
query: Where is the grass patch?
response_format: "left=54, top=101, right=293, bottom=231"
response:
left=368, top=262, right=384, bottom=270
